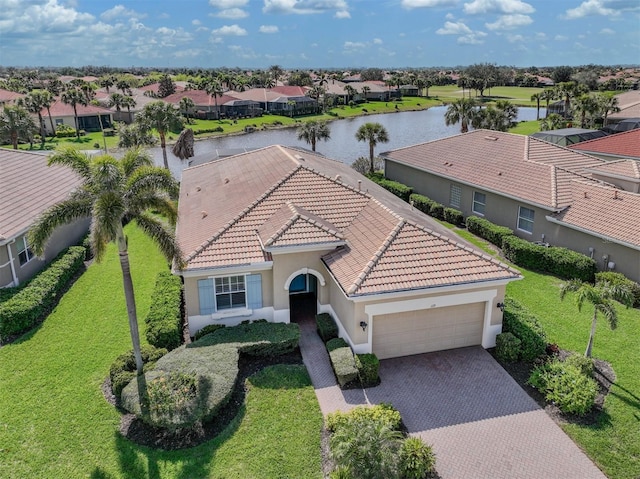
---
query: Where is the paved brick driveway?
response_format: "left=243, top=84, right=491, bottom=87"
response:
left=298, top=317, right=606, bottom=479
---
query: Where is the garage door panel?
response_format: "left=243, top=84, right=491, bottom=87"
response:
left=373, top=303, right=485, bottom=359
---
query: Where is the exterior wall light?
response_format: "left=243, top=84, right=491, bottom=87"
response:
left=496, top=302, right=505, bottom=312
left=359, top=321, right=368, bottom=331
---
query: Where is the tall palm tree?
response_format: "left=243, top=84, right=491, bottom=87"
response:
left=61, top=87, right=88, bottom=139
left=444, top=98, right=478, bottom=133
left=204, top=78, right=223, bottom=120
left=494, top=100, right=518, bottom=131
left=541, top=88, right=556, bottom=118
left=28, top=147, right=182, bottom=374
left=355, top=122, right=389, bottom=174
left=344, top=85, right=356, bottom=103
left=531, top=92, right=542, bottom=121
left=573, top=94, right=599, bottom=128
left=179, top=96, right=195, bottom=122
left=122, top=95, right=137, bottom=123
left=555, top=81, right=578, bottom=120
left=0, top=104, right=38, bottom=149
left=269, top=65, right=284, bottom=85
left=21, top=90, right=53, bottom=147
left=108, top=92, right=125, bottom=115
left=596, top=94, right=620, bottom=126
left=135, top=100, right=183, bottom=170
left=297, top=120, right=331, bottom=152
left=361, top=85, right=371, bottom=101
left=560, top=280, right=632, bottom=358
left=539, top=113, right=564, bottom=131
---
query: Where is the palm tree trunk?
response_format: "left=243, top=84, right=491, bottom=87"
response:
left=116, top=224, right=144, bottom=374
left=37, top=112, right=46, bottom=147
left=369, top=142, right=375, bottom=174
left=585, top=312, right=597, bottom=358
left=536, top=100, right=540, bottom=121
left=11, top=131, right=18, bottom=149
left=73, top=105, right=80, bottom=139
left=160, top=132, right=169, bottom=169
left=46, top=106, right=55, bottom=137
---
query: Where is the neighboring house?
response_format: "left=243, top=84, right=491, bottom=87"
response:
left=0, top=88, right=25, bottom=106
left=229, top=88, right=318, bottom=116
left=346, top=81, right=392, bottom=102
left=383, top=130, right=640, bottom=283
left=175, top=145, right=520, bottom=359
left=41, top=100, right=113, bottom=134
left=605, top=91, right=640, bottom=126
left=569, top=128, right=640, bottom=161
left=162, top=90, right=261, bottom=119
left=0, top=150, right=88, bottom=288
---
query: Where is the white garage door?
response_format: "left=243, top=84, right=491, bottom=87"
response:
left=373, top=302, right=485, bottom=359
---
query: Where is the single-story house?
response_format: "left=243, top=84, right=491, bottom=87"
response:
left=174, top=145, right=521, bottom=359
left=383, top=130, right=640, bottom=283
left=0, top=150, right=89, bottom=288
left=162, top=90, right=262, bottom=119
left=229, top=88, right=319, bottom=116
left=605, top=91, right=640, bottom=126
left=40, top=100, right=113, bottom=134
left=569, top=128, right=640, bottom=162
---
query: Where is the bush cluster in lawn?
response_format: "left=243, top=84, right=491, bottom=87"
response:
left=119, top=321, right=300, bottom=430
left=596, top=271, right=640, bottom=307
left=443, top=207, right=464, bottom=227
left=193, top=126, right=223, bottom=135
left=495, top=332, right=521, bottom=363
left=465, top=216, right=513, bottom=247
left=367, top=173, right=413, bottom=202
left=109, top=344, right=168, bottom=398
left=144, top=371, right=202, bottom=432
left=144, top=271, right=183, bottom=351
left=326, top=338, right=359, bottom=387
left=316, top=312, right=339, bottom=343
left=327, top=404, right=436, bottom=479
left=0, top=246, right=85, bottom=340
left=527, top=357, right=598, bottom=416
left=502, top=297, right=547, bottom=361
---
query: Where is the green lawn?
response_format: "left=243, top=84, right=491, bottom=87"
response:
left=509, top=120, right=541, bottom=135
left=0, top=224, right=322, bottom=479
left=4, top=131, right=121, bottom=152
left=429, top=84, right=543, bottom=106
left=507, top=270, right=640, bottom=479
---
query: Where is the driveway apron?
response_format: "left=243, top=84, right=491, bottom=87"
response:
left=297, top=316, right=606, bottom=479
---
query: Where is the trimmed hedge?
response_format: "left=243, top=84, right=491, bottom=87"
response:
left=367, top=174, right=413, bottom=202
left=109, top=344, right=168, bottom=399
left=326, top=403, right=402, bottom=433
left=144, top=271, right=183, bottom=351
left=502, top=235, right=596, bottom=282
left=409, top=193, right=436, bottom=216
left=316, top=312, right=339, bottom=343
left=596, top=271, right=640, bottom=307
left=0, top=246, right=85, bottom=340
left=466, top=216, right=513, bottom=247
left=495, top=332, right=521, bottom=363
left=428, top=202, right=445, bottom=220
left=193, top=323, right=226, bottom=341
left=502, top=297, right=546, bottom=361
left=355, top=353, right=380, bottom=387
left=443, top=207, right=464, bottom=226
left=326, top=338, right=358, bottom=387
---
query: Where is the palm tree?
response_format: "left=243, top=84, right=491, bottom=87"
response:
left=596, top=94, right=620, bottom=126
left=136, top=101, right=183, bottom=170
left=344, top=85, right=356, bottom=103
left=21, top=90, right=53, bottom=147
left=269, top=65, right=284, bottom=85
left=355, top=122, right=389, bottom=174
left=108, top=92, right=125, bottom=115
left=28, top=147, right=182, bottom=374
left=297, top=120, right=331, bottom=152
left=494, top=100, right=519, bottom=131
left=444, top=98, right=478, bottom=133
left=531, top=92, right=542, bottom=121
left=555, top=81, right=578, bottom=120
left=0, top=105, right=38, bottom=149
left=122, top=95, right=137, bottom=123
left=573, top=94, right=599, bottom=128
left=61, top=87, right=88, bottom=139
left=204, top=78, right=223, bottom=120
left=179, top=97, right=195, bottom=123
left=560, top=280, right=632, bottom=358
left=361, top=85, right=371, bottom=101
left=541, top=88, right=556, bottom=118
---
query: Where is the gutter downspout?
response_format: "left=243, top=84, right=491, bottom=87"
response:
left=2, top=240, right=19, bottom=287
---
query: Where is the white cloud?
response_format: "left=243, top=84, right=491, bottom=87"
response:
left=100, top=5, right=145, bottom=21
left=373, top=38, right=383, bottom=44
left=196, top=26, right=209, bottom=32
left=436, top=21, right=472, bottom=34
left=209, top=0, right=249, bottom=7
left=485, top=13, right=532, bottom=30
left=214, top=8, right=249, bottom=18
left=463, top=0, right=534, bottom=14
left=192, top=19, right=202, bottom=25
left=262, top=0, right=349, bottom=15
left=227, top=44, right=258, bottom=59
left=1, top=0, right=95, bottom=34
left=212, top=24, right=248, bottom=35
left=535, top=32, right=546, bottom=40
left=554, top=34, right=568, bottom=41
left=600, top=27, right=614, bottom=34
left=335, top=10, right=351, bottom=18
left=562, top=0, right=636, bottom=19
left=445, top=12, right=455, bottom=19
left=401, top=0, right=456, bottom=8
left=457, top=31, right=487, bottom=44
left=506, top=33, right=524, bottom=42
left=259, top=24, right=279, bottom=33
left=344, top=41, right=366, bottom=49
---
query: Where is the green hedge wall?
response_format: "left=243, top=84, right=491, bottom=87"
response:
left=367, top=174, right=413, bottom=202
left=316, top=312, right=339, bottom=343
left=144, top=271, right=183, bottom=351
left=502, top=297, right=547, bottom=361
left=466, top=216, right=513, bottom=247
left=0, top=246, right=86, bottom=340
left=409, top=193, right=436, bottom=215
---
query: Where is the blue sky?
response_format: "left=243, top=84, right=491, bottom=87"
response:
left=1, top=0, right=639, bottom=68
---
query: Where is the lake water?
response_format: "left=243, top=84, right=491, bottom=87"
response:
left=152, top=106, right=544, bottom=179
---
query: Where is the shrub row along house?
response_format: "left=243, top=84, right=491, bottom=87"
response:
left=382, top=129, right=640, bottom=284
left=175, top=145, right=520, bottom=359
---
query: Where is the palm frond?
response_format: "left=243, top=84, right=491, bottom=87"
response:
left=91, top=156, right=124, bottom=193
left=28, top=198, right=93, bottom=256
left=48, top=147, right=92, bottom=181
left=135, top=213, right=184, bottom=268
left=125, top=166, right=180, bottom=201
left=127, top=194, right=178, bottom=225
left=92, top=192, right=125, bottom=245
left=121, top=148, right=153, bottom=177
left=597, top=301, right=618, bottom=330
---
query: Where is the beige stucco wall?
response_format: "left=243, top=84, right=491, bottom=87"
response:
left=0, top=245, right=12, bottom=288
left=327, top=276, right=357, bottom=340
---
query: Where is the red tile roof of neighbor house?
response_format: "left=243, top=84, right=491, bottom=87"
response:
left=270, top=86, right=310, bottom=96
left=384, top=130, right=606, bottom=210
left=162, top=90, right=240, bottom=107
left=569, top=129, right=640, bottom=159
left=176, top=145, right=519, bottom=296
left=551, top=181, right=640, bottom=248
left=0, top=150, right=83, bottom=242
left=41, top=99, right=113, bottom=117
left=0, top=88, right=25, bottom=103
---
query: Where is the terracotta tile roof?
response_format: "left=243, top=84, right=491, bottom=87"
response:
left=551, top=181, right=640, bottom=248
left=177, top=145, right=520, bottom=295
left=608, top=102, right=640, bottom=120
left=138, top=82, right=186, bottom=94
left=0, top=88, right=25, bottom=103
left=0, top=150, right=83, bottom=241
left=228, top=88, right=283, bottom=102
left=613, top=91, right=640, bottom=109
left=162, top=90, right=241, bottom=107
left=270, top=86, right=310, bottom=96
left=588, top=159, right=640, bottom=180
left=41, top=99, right=113, bottom=117
left=569, top=129, right=640, bottom=159
left=384, top=130, right=604, bottom=210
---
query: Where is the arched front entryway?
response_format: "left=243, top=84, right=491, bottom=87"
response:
left=286, top=270, right=323, bottom=322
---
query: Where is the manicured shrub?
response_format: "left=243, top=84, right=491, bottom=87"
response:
left=443, top=207, right=464, bottom=226
left=109, top=344, right=168, bottom=398
left=326, top=337, right=349, bottom=352
left=328, top=342, right=359, bottom=387
left=193, top=323, right=226, bottom=341
left=0, top=246, right=85, bottom=340
left=428, top=202, right=445, bottom=220
left=194, top=126, right=223, bottom=134
left=367, top=174, right=413, bottom=202
left=502, top=236, right=596, bottom=282
left=495, top=332, right=521, bottom=363
left=144, top=371, right=203, bottom=431
left=409, top=193, right=436, bottom=216
left=144, top=271, right=183, bottom=351
left=466, top=216, right=513, bottom=247
left=399, top=437, right=436, bottom=479
left=316, top=312, right=339, bottom=343
left=502, top=297, right=546, bottom=362
left=528, top=359, right=598, bottom=415
left=596, top=271, right=640, bottom=307
left=356, top=353, right=380, bottom=387
left=326, top=403, right=402, bottom=433
left=564, top=352, right=594, bottom=377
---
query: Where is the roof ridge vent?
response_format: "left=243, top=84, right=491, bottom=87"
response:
left=484, top=136, right=498, bottom=141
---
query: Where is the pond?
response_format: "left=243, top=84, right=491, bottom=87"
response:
left=151, top=106, right=544, bottom=179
